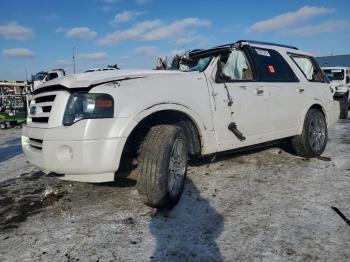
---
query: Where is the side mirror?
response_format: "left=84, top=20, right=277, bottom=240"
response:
left=346, top=76, right=350, bottom=84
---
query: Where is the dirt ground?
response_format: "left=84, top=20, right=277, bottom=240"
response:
left=0, top=120, right=350, bottom=262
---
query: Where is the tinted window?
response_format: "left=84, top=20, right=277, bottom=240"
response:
left=250, top=47, right=298, bottom=82
left=47, top=73, right=58, bottom=81
left=324, top=69, right=344, bottom=81
left=289, top=55, right=327, bottom=82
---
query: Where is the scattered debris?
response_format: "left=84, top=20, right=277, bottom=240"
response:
left=331, top=206, right=350, bottom=226
left=42, top=186, right=59, bottom=204
left=317, top=156, right=332, bottom=162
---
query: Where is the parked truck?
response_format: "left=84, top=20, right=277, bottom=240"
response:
left=322, top=67, right=350, bottom=119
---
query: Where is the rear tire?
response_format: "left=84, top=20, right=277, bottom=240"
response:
left=339, top=94, right=349, bottom=119
left=137, top=125, right=188, bottom=208
left=291, top=108, right=328, bottom=157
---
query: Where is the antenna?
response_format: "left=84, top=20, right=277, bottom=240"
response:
left=72, top=46, right=76, bottom=74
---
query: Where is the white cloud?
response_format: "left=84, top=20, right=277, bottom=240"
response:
left=169, top=48, right=186, bottom=57
left=97, top=17, right=210, bottom=45
left=77, top=52, right=107, bottom=61
left=97, top=19, right=161, bottom=45
left=55, top=59, right=72, bottom=66
left=142, top=18, right=210, bottom=41
left=111, top=11, right=141, bottom=24
left=65, top=27, right=97, bottom=39
left=133, top=46, right=158, bottom=56
left=2, top=48, right=34, bottom=58
left=290, top=20, right=349, bottom=36
left=135, top=0, right=152, bottom=4
left=0, top=21, right=34, bottom=40
left=101, top=0, right=123, bottom=4
left=249, top=6, right=334, bottom=33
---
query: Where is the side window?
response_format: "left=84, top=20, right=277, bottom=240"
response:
left=250, top=47, right=298, bottom=82
left=221, top=48, right=253, bottom=81
left=289, top=55, right=326, bottom=82
left=47, top=72, right=58, bottom=81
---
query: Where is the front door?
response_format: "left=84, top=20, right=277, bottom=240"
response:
left=208, top=47, right=273, bottom=151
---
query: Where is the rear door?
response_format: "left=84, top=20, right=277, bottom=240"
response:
left=248, top=46, right=302, bottom=138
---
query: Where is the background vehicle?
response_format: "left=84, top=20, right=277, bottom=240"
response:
left=32, top=69, right=66, bottom=90
left=0, top=109, right=27, bottom=129
left=322, top=67, right=350, bottom=119
left=0, top=82, right=28, bottom=129
left=22, top=41, right=339, bottom=208
left=85, top=67, right=118, bottom=73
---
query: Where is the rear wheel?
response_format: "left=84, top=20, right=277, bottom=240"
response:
left=137, top=125, right=188, bottom=208
left=291, top=108, right=328, bottom=157
left=339, top=94, right=349, bottom=119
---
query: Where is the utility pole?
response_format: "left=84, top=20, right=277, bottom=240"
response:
left=72, top=46, right=76, bottom=74
left=24, top=67, right=29, bottom=110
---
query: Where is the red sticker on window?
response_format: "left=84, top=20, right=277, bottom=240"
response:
left=268, top=65, right=276, bottom=73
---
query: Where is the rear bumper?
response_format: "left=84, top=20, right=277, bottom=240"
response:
left=22, top=118, right=132, bottom=182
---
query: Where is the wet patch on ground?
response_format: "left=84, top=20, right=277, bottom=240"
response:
left=0, top=172, right=65, bottom=230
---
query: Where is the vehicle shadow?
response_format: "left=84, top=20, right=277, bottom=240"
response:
left=149, top=178, right=224, bottom=261
left=0, top=138, right=22, bottom=162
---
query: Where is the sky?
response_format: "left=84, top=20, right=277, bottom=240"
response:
left=0, top=0, right=349, bottom=80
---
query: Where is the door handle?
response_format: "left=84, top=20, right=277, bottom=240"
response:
left=298, top=87, right=305, bottom=93
left=255, top=88, right=264, bottom=95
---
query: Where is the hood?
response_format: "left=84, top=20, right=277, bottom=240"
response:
left=36, top=69, right=189, bottom=90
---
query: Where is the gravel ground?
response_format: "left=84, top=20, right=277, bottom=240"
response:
left=0, top=120, right=350, bottom=262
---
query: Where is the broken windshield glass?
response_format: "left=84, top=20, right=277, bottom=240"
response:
left=179, top=57, right=212, bottom=72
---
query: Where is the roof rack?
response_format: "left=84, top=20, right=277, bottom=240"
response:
left=236, top=40, right=298, bottom=50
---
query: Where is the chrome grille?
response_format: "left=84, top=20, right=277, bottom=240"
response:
left=29, top=94, right=56, bottom=124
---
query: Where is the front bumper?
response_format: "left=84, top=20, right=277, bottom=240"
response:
left=326, top=100, right=340, bottom=127
left=22, top=118, right=131, bottom=182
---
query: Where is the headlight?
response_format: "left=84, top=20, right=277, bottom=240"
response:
left=63, top=93, right=114, bottom=126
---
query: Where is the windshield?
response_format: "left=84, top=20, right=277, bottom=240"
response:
left=179, top=57, right=212, bottom=72
left=324, top=69, right=344, bottom=81
left=33, top=72, right=47, bottom=81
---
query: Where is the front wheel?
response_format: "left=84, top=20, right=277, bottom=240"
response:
left=137, top=125, right=188, bottom=208
left=291, top=108, right=328, bottom=157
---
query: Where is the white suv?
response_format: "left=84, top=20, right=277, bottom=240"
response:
left=322, top=67, right=350, bottom=119
left=22, top=40, right=339, bottom=208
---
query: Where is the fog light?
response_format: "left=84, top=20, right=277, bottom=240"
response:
left=57, top=145, right=73, bottom=162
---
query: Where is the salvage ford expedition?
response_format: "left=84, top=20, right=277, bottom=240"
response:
left=22, top=40, right=339, bottom=208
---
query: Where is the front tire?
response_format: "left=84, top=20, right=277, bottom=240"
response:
left=291, top=108, right=328, bottom=157
left=137, top=125, right=188, bottom=208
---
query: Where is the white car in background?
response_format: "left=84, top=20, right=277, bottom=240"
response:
left=322, top=67, right=350, bottom=119
left=85, top=68, right=118, bottom=73
left=22, top=40, right=339, bottom=208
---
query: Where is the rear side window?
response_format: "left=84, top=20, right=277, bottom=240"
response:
left=250, top=47, right=298, bottom=82
left=289, top=55, right=327, bottom=82
left=47, top=72, right=58, bottom=81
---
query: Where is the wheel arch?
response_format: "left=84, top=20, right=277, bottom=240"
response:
left=117, top=103, right=206, bottom=171
left=298, top=102, right=328, bottom=134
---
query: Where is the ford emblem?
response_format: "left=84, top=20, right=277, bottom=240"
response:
left=30, top=105, right=37, bottom=115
